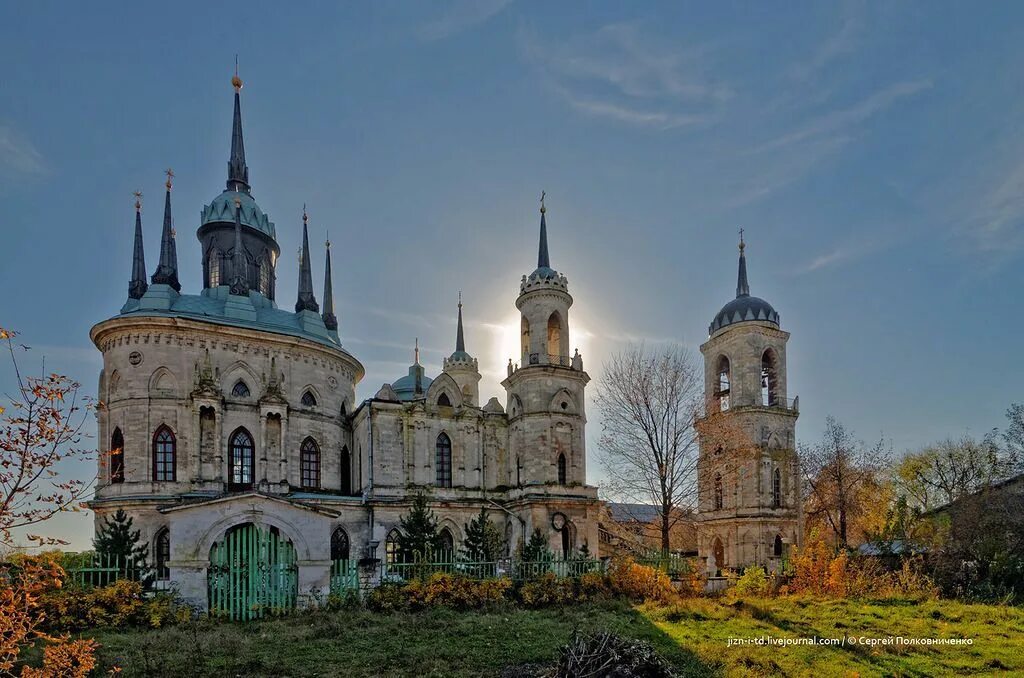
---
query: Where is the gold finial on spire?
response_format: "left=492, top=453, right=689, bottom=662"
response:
left=165, top=167, right=174, bottom=191
left=540, top=190, right=546, bottom=214
left=414, top=337, right=420, bottom=364
left=232, top=55, right=243, bottom=91
left=133, top=190, right=143, bottom=211
left=302, top=203, right=308, bottom=226
left=738, top=227, right=745, bottom=252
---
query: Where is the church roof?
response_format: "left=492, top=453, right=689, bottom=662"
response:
left=119, top=286, right=345, bottom=351
left=709, top=236, right=780, bottom=335
left=201, top=189, right=276, bottom=239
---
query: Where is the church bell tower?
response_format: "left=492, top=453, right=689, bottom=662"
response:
left=697, top=234, right=801, bottom=574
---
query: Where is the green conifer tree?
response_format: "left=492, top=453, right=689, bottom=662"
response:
left=520, top=527, right=552, bottom=563
left=93, top=508, right=152, bottom=586
left=461, top=508, right=505, bottom=562
left=396, top=492, right=443, bottom=562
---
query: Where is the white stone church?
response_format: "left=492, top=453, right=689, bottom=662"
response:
left=89, top=72, right=802, bottom=610
left=89, top=73, right=601, bottom=609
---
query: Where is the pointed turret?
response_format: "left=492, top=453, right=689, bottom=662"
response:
left=151, top=170, right=181, bottom=291
left=455, top=291, right=466, bottom=354
left=295, top=206, right=319, bottom=313
left=128, top=191, right=148, bottom=299
left=227, top=63, right=250, bottom=193
left=736, top=229, right=749, bottom=298
left=538, top=192, right=550, bottom=269
left=229, top=197, right=249, bottom=296
left=322, top=235, right=337, bottom=331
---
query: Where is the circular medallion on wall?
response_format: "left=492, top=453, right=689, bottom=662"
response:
left=328, top=376, right=338, bottom=390
left=128, top=351, right=143, bottom=366
left=551, top=512, right=567, bottom=531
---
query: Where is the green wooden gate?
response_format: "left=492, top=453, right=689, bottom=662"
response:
left=208, top=523, right=297, bottom=620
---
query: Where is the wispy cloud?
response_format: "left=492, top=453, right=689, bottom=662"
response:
left=755, top=79, right=932, bottom=153
left=960, top=155, right=1024, bottom=255
left=789, top=0, right=866, bottom=82
left=0, top=123, right=46, bottom=176
left=519, top=20, right=730, bottom=129
left=418, top=0, right=513, bottom=41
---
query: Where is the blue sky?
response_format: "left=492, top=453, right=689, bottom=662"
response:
left=2, top=2, right=1023, bottom=548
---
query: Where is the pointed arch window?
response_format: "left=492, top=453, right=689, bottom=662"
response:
left=713, top=537, right=725, bottom=571
left=713, top=473, right=723, bottom=510
left=231, top=380, right=250, bottom=397
left=228, top=428, right=255, bottom=491
left=301, top=390, right=317, bottom=408
left=331, top=527, right=350, bottom=561
left=152, top=425, right=176, bottom=482
left=385, top=529, right=402, bottom=566
left=437, top=392, right=452, bottom=408
left=155, top=528, right=170, bottom=581
left=110, top=427, right=125, bottom=484
left=207, top=248, right=221, bottom=288
left=557, top=453, right=567, bottom=485
left=300, top=437, right=320, bottom=490
left=520, top=316, right=531, bottom=358
left=436, top=433, right=452, bottom=488
left=340, top=446, right=352, bottom=496
left=438, top=528, right=454, bottom=561
left=772, top=467, right=782, bottom=508
left=773, top=534, right=784, bottom=558
left=259, top=256, right=272, bottom=297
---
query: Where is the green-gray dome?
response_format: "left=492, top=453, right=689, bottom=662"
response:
left=202, top=190, right=276, bottom=239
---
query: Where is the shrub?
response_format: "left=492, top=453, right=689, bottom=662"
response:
left=606, top=559, right=678, bottom=604
left=732, top=566, right=771, bottom=597
left=366, top=581, right=408, bottom=613
left=38, top=580, right=190, bottom=632
left=517, top=572, right=574, bottom=608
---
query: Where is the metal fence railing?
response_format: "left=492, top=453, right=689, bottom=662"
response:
left=380, top=556, right=605, bottom=582
left=62, top=552, right=144, bottom=588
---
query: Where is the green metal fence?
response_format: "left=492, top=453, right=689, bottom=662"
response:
left=635, top=554, right=694, bottom=578
left=64, top=552, right=143, bottom=588
left=382, top=556, right=605, bottom=582
left=329, top=559, right=359, bottom=596
left=208, top=523, right=297, bottom=621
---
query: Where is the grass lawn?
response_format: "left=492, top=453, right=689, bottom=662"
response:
left=74, top=597, right=1022, bottom=677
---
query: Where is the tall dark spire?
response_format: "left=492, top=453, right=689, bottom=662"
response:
left=322, top=235, right=337, bottom=331
left=736, top=229, right=749, bottom=298
left=227, top=61, right=250, bottom=193
left=295, top=205, right=319, bottom=313
left=128, top=191, right=148, bottom=299
left=455, top=292, right=466, bottom=353
left=151, top=169, right=181, bottom=291
left=538, top=190, right=550, bottom=269
left=229, top=197, right=249, bottom=296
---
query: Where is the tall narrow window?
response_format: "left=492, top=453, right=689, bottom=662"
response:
left=300, top=438, right=320, bottom=490
left=520, top=316, right=530, bottom=358
left=207, top=248, right=221, bottom=288
left=516, top=456, right=521, bottom=487
left=772, top=468, right=782, bottom=508
left=228, top=428, right=254, bottom=491
left=761, top=349, right=779, bottom=407
left=773, top=534, right=784, bottom=557
left=385, top=529, right=401, bottom=565
left=301, top=390, right=317, bottom=407
left=110, top=428, right=125, bottom=483
left=438, top=529, right=454, bottom=561
left=561, top=525, right=571, bottom=557
left=155, top=528, right=170, bottom=581
left=435, top=433, right=452, bottom=488
left=340, top=446, right=352, bottom=495
left=713, top=473, right=723, bottom=510
left=557, top=453, right=567, bottom=485
left=713, top=537, right=725, bottom=570
left=331, top=527, right=350, bottom=561
left=152, top=426, right=176, bottom=482
left=259, top=256, right=272, bottom=297
left=717, top=355, right=731, bottom=412
left=547, top=312, right=562, bottom=357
